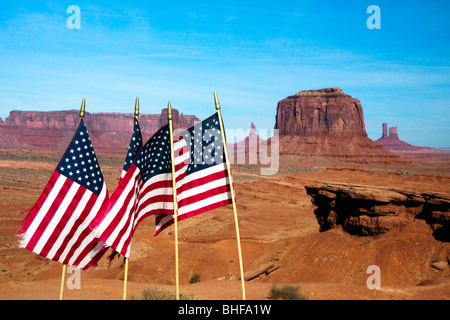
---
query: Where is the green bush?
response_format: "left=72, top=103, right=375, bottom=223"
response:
left=269, top=284, right=307, bottom=300
left=131, top=286, right=197, bottom=300
left=189, top=273, right=201, bottom=284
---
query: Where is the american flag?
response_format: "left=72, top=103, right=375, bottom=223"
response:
left=89, top=124, right=183, bottom=258
left=17, top=121, right=109, bottom=269
left=90, top=113, right=232, bottom=257
left=121, top=117, right=142, bottom=179
left=154, top=113, right=232, bottom=236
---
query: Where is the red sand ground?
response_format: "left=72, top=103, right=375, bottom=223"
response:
left=0, top=149, right=449, bottom=300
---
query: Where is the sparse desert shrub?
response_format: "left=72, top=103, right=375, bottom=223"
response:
left=269, top=284, right=307, bottom=300
left=189, top=273, right=201, bottom=284
left=131, top=286, right=197, bottom=300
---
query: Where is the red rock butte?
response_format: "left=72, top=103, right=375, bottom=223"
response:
left=227, top=122, right=266, bottom=154
left=275, top=87, right=366, bottom=137
left=273, top=88, right=410, bottom=166
left=375, top=123, right=450, bottom=154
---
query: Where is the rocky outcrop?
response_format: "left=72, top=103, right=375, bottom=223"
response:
left=275, top=88, right=366, bottom=137
left=227, top=122, right=266, bottom=154
left=305, top=183, right=450, bottom=241
left=273, top=88, right=410, bottom=167
left=375, top=123, right=450, bottom=154
left=243, top=261, right=279, bottom=281
left=0, top=109, right=199, bottom=152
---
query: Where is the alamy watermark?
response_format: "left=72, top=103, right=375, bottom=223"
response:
left=173, top=125, right=280, bottom=176
left=226, top=128, right=279, bottom=176
left=366, top=265, right=381, bottom=289
left=66, top=5, right=81, bottom=29
left=366, top=5, right=381, bottom=29
left=66, top=266, right=81, bottom=289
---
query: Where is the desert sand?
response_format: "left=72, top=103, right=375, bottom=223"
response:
left=0, top=148, right=449, bottom=300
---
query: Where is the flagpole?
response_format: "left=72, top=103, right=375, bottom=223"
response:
left=167, top=101, right=180, bottom=300
left=122, top=97, right=139, bottom=301
left=214, top=92, right=246, bottom=300
left=59, top=98, right=86, bottom=300
left=59, top=264, right=66, bottom=300
left=123, top=257, right=129, bottom=300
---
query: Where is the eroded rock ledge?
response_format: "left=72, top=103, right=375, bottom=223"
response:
left=305, top=183, right=450, bottom=241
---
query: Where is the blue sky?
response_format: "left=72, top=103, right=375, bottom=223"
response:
left=0, top=1, right=449, bottom=147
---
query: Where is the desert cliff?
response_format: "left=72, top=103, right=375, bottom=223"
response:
left=273, top=88, right=410, bottom=167
left=0, top=109, right=199, bottom=152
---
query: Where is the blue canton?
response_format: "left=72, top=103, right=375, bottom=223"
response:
left=180, top=113, right=225, bottom=175
left=56, top=121, right=104, bottom=195
left=134, top=125, right=171, bottom=184
left=123, top=117, right=143, bottom=172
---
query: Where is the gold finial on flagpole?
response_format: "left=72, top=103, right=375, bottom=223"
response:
left=134, top=97, right=139, bottom=118
left=79, top=98, right=85, bottom=120
left=214, top=91, right=220, bottom=110
left=168, top=101, right=173, bottom=120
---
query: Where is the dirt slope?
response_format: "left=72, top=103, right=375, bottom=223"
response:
left=0, top=149, right=449, bottom=300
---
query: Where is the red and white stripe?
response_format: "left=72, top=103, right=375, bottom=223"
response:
left=154, top=160, right=232, bottom=236
left=18, top=171, right=109, bottom=269
left=91, top=139, right=188, bottom=258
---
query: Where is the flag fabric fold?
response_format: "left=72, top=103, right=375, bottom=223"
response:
left=154, top=112, right=232, bottom=236
left=17, top=120, right=109, bottom=270
left=121, top=117, right=142, bottom=179
left=90, top=112, right=233, bottom=258
left=89, top=124, right=188, bottom=258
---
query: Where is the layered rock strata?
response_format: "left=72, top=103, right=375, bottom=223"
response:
left=275, top=87, right=366, bottom=137
left=375, top=123, right=450, bottom=154
left=274, top=88, right=410, bottom=166
left=305, top=183, right=450, bottom=240
left=227, top=122, right=266, bottom=154
left=0, top=109, right=199, bottom=152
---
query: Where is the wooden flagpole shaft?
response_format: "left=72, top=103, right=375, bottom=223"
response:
left=214, top=92, right=246, bottom=300
left=122, top=97, right=138, bottom=300
left=59, top=264, right=66, bottom=300
left=123, top=258, right=129, bottom=300
left=59, top=99, right=84, bottom=301
left=167, top=101, right=180, bottom=300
